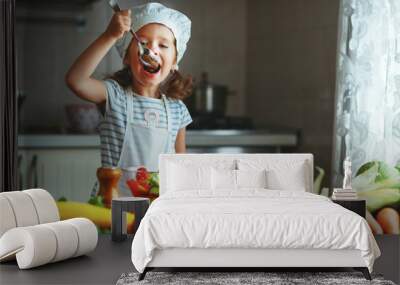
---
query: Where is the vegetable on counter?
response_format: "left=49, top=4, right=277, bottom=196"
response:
left=376, top=207, right=400, bottom=234
left=358, top=188, right=400, bottom=213
left=353, top=160, right=400, bottom=234
left=366, top=210, right=383, bottom=235
left=353, top=161, right=400, bottom=193
left=313, top=166, right=325, bottom=195
left=88, top=195, right=105, bottom=208
left=126, top=167, right=159, bottom=199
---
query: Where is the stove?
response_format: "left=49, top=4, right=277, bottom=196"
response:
left=187, top=115, right=253, bottom=130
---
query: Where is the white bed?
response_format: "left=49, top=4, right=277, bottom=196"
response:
left=131, top=154, right=380, bottom=280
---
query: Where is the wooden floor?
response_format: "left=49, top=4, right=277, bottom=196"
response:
left=0, top=234, right=134, bottom=285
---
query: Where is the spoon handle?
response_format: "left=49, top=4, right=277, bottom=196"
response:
left=108, top=0, right=159, bottom=70
left=108, top=0, right=143, bottom=45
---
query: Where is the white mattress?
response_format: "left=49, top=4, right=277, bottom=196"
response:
left=131, top=190, right=380, bottom=273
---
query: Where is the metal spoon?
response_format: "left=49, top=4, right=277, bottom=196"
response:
left=108, top=0, right=161, bottom=73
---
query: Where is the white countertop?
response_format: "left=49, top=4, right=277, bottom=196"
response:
left=18, top=130, right=298, bottom=148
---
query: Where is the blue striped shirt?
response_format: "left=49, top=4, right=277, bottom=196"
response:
left=99, top=79, right=192, bottom=167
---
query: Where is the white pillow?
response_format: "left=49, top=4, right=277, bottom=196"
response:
left=211, top=169, right=268, bottom=191
left=211, top=168, right=237, bottom=190
left=236, top=169, right=267, bottom=189
left=266, top=168, right=306, bottom=191
left=167, top=162, right=212, bottom=191
left=237, top=159, right=308, bottom=191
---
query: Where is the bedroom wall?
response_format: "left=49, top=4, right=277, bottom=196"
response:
left=246, top=0, right=339, bottom=187
left=14, top=1, right=400, bottom=282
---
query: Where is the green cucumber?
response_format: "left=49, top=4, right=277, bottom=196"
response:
left=149, top=186, right=159, bottom=195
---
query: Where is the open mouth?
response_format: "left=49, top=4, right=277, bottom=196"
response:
left=139, top=52, right=161, bottom=74
left=142, top=63, right=161, bottom=74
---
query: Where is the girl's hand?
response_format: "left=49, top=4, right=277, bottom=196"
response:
left=104, top=9, right=131, bottom=41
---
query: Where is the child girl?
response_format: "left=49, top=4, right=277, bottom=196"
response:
left=66, top=3, right=192, bottom=196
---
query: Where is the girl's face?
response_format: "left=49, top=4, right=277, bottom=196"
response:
left=124, top=23, right=177, bottom=89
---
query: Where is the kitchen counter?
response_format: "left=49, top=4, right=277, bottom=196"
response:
left=18, top=129, right=298, bottom=150
left=186, top=130, right=297, bottom=147
left=18, top=134, right=101, bottom=148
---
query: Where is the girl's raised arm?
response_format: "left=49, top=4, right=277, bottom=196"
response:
left=65, top=10, right=131, bottom=104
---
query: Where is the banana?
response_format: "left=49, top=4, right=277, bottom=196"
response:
left=56, top=201, right=135, bottom=230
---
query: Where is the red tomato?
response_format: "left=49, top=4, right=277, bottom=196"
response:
left=137, top=167, right=148, bottom=173
left=126, top=180, right=145, bottom=196
left=136, top=167, right=150, bottom=182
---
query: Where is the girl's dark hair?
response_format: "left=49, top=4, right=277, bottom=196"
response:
left=107, top=66, right=193, bottom=100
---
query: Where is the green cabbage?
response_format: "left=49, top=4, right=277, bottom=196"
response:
left=353, top=161, right=400, bottom=192
left=358, top=188, right=400, bottom=213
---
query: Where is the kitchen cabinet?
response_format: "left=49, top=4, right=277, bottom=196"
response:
left=18, top=147, right=101, bottom=203
left=17, top=130, right=298, bottom=202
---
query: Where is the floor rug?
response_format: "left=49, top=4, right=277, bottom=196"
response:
left=116, top=271, right=396, bottom=285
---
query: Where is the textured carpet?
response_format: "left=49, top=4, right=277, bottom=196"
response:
left=116, top=271, right=396, bottom=285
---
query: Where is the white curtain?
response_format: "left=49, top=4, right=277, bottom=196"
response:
left=332, top=0, right=400, bottom=186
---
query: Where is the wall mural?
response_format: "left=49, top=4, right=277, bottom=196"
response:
left=333, top=0, right=400, bottom=234
left=57, top=167, right=159, bottom=234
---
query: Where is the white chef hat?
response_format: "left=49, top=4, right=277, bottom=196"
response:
left=115, top=2, right=191, bottom=69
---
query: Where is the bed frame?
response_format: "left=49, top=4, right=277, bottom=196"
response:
left=140, top=248, right=371, bottom=280
left=138, top=154, right=372, bottom=281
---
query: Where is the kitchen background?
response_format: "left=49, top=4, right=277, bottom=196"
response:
left=16, top=0, right=339, bottom=201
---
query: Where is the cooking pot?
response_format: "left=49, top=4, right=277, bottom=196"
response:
left=186, top=72, right=235, bottom=117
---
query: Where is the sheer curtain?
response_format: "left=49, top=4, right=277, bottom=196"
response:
left=0, top=0, right=18, bottom=192
left=332, top=0, right=400, bottom=187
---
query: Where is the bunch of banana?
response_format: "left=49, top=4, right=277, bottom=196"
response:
left=56, top=198, right=135, bottom=233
